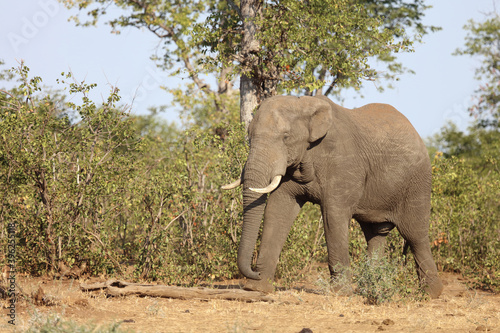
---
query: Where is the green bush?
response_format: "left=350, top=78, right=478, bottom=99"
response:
left=26, top=312, right=129, bottom=333
left=130, top=124, right=248, bottom=284
left=353, top=253, right=426, bottom=305
left=0, top=64, right=248, bottom=284
left=0, top=65, right=137, bottom=276
left=430, top=153, right=499, bottom=291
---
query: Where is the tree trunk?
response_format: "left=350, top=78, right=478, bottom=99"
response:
left=239, top=0, right=262, bottom=133
left=240, top=75, right=258, bottom=133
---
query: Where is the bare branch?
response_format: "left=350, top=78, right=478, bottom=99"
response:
left=126, top=0, right=213, bottom=95
left=82, top=226, right=124, bottom=274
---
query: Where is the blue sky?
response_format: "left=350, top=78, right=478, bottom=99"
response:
left=0, top=0, right=498, bottom=138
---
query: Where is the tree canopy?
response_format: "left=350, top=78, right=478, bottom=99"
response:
left=454, top=12, right=500, bottom=129
left=430, top=12, right=500, bottom=168
left=59, top=0, right=438, bottom=128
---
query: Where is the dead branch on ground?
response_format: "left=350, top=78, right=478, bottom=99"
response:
left=80, top=280, right=275, bottom=303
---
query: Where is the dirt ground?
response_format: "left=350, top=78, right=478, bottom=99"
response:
left=1, top=272, right=499, bottom=333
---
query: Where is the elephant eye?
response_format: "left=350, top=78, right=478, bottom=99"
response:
left=283, top=133, right=290, bottom=141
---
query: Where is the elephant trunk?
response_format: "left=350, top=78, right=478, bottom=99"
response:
left=237, top=143, right=284, bottom=280
left=237, top=188, right=266, bottom=280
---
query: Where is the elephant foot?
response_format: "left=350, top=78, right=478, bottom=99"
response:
left=329, top=269, right=354, bottom=296
left=424, top=277, right=444, bottom=299
left=331, top=281, right=354, bottom=296
left=243, top=278, right=274, bottom=294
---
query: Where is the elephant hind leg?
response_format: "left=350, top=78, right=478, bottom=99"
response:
left=394, top=177, right=443, bottom=298
left=404, top=238, right=443, bottom=298
left=359, top=221, right=395, bottom=258
left=396, top=217, right=443, bottom=298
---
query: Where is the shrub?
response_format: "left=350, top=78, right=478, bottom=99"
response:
left=131, top=124, right=248, bottom=284
left=0, top=64, right=249, bottom=284
left=353, top=253, right=426, bottom=305
left=0, top=65, right=138, bottom=276
left=26, top=312, right=129, bottom=333
left=430, top=154, right=500, bottom=291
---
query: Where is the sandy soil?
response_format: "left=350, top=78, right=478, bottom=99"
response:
left=1, top=273, right=499, bottom=333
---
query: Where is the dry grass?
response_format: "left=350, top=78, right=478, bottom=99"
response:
left=1, top=273, right=498, bottom=333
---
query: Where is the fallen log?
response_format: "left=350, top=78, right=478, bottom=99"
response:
left=80, top=280, right=274, bottom=303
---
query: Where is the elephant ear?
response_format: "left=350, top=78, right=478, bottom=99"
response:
left=308, top=102, right=333, bottom=143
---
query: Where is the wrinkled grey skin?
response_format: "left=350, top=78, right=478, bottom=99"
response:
left=231, top=95, right=443, bottom=299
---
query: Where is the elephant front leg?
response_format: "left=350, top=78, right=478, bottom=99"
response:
left=322, top=207, right=353, bottom=295
left=243, top=190, right=303, bottom=293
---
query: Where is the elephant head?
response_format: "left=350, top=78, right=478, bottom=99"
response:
left=226, top=96, right=333, bottom=280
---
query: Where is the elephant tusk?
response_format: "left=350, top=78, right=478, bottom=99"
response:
left=249, top=175, right=282, bottom=194
left=221, top=179, right=242, bottom=190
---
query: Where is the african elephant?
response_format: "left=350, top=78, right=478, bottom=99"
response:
left=223, top=95, right=443, bottom=299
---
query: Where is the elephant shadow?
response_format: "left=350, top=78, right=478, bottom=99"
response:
left=203, top=282, right=328, bottom=296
